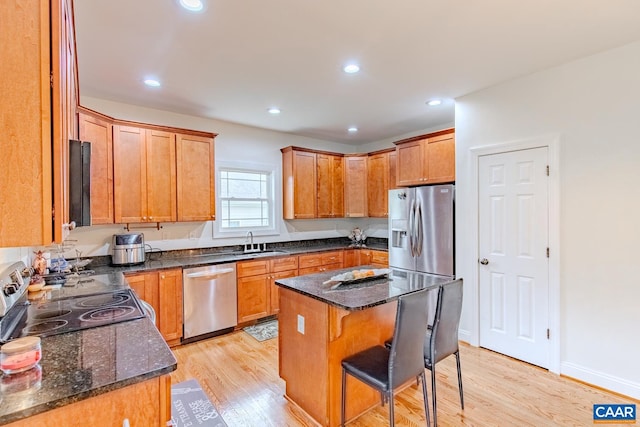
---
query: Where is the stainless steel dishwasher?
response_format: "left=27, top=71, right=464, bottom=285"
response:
left=182, top=263, right=237, bottom=343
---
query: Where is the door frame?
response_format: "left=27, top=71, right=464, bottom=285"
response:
left=468, top=134, right=561, bottom=373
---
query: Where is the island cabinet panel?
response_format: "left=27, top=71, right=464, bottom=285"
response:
left=78, top=109, right=114, bottom=224
left=344, top=155, right=368, bottom=217
left=367, top=150, right=392, bottom=217
left=282, top=147, right=317, bottom=219
left=237, top=256, right=298, bottom=322
left=125, top=269, right=183, bottom=347
left=176, top=133, right=216, bottom=221
left=278, top=287, right=396, bottom=427
left=316, top=153, right=344, bottom=218
left=5, top=375, right=172, bottom=427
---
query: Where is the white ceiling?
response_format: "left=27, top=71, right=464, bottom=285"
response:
left=74, top=0, right=640, bottom=145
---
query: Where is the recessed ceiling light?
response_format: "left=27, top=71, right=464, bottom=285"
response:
left=268, top=107, right=281, bottom=115
left=343, top=64, right=360, bottom=74
left=144, top=79, right=161, bottom=87
left=427, top=99, right=442, bottom=106
left=179, top=0, right=204, bottom=12
left=347, top=127, right=358, bottom=133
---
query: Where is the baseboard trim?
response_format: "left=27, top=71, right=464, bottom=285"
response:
left=561, top=361, right=640, bottom=401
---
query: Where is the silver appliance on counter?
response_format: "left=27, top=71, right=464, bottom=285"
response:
left=111, top=233, right=145, bottom=266
left=389, top=184, right=455, bottom=277
left=182, top=263, right=237, bottom=343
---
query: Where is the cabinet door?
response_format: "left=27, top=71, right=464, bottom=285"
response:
left=427, top=132, right=455, bottom=183
left=317, top=154, right=344, bottom=218
left=343, top=249, right=358, bottom=268
left=367, top=152, right=389, bottom=217
left=388, top=150, right=398, bottom=190
left=79, top=111, right=113, bottom=224
left=237, top=275, right=270, bottom=323
left=158, top=269, right=183, bottom=344
left=176, top=134, right=216, bottom=221
left=271, top=270, right=297, bottom=315
left=293, top=150, right=317, bottom=219
left=114, top=125, right=147, bottom=223
left=370, top=250, right=389, bottom=267
left=126, top=273, right=160, bottom=321
left=145, top=129, right=176, bottom=222
left=396, top=139, right=426, bottom=186
left=344, top=156, right=368, bottom=217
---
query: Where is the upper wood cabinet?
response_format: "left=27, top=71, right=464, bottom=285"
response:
left=78, top=108, right=113, bottom=225
left=316, top=153, right=344, bottom=218
left=0, top=0, right=76, bottom=247
left=113, top=126, right=177, bottom=223
left=367, top=150, right=394, bottom=217
left=176, top=134, right=216, bottom=221
left=282, top=147, right=317, bottom=219
left=395, top=129, right=455, bottom=186
left=344, top=155, right=368, bottom=218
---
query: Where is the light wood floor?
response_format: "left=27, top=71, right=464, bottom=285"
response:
left=171, top=330, right=634, bottom=426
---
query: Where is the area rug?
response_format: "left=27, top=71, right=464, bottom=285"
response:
left=171, top=378, right=228, bottom=427
left=243, top=319, right=278, bottom=341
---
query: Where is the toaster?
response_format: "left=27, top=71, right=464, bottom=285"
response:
left=111, top=233, right=146, bottom=266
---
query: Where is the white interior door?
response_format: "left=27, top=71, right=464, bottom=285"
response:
left=478, top=147, right=549, bottom=368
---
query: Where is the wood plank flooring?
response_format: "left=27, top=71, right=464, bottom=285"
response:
left=171, top=330, right=636, bottom=426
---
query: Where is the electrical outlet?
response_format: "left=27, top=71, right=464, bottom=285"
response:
left=188, top=231, right=197, bottom=240
left=297, top=315, right=305, bottom=334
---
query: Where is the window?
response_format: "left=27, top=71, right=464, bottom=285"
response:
left=218, top=167, right=275, bottom=232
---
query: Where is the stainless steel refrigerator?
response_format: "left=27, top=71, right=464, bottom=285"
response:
left=388, top=184, right=454, bottom=277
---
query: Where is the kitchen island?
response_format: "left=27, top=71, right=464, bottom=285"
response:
left=0, top=273, right=176, bottom=426
left=275, top=267, right=454, bottom=427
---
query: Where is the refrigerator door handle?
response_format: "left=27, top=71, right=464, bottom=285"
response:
left=416, top=204, right=424, bottom=256
left=409, top=200, right=416, bottom=257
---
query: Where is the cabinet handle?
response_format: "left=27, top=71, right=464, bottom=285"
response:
left=142, top=216, right=147, bottom=220
left=161, top=274, right=165, bottom=279
left=149, top=216, right=153, bottom=220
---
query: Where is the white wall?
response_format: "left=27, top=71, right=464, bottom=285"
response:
left=455, top=40, right=640, bottom=398
left=65, top=97, right=390, bottom=257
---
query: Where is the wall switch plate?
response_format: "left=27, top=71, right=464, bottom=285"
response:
left=297, top=314, right=305, bottom=334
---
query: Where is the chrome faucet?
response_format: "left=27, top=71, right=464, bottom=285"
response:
left=244, top=231, right=260, bottom=253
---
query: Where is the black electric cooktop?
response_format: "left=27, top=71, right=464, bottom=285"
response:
left=0, top=289, right=145, bottom=343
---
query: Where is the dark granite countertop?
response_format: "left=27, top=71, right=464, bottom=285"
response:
left=91, top=240, right=388, bottom=276
left=0, top=274, right=177, bottom=425
left=275, top=266, right=454, bottom=310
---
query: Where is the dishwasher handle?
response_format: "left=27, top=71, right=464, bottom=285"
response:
left=185, top=268, right=235, bottom=279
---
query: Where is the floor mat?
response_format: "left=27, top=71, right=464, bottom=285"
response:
left=243, top=319, right=278, bottom=341
left=171, top=378, right=228, bottom=427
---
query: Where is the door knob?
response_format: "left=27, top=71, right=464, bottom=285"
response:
left=479, top=258, right=489, bottom=265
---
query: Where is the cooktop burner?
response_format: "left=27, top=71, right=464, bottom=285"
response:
left=0, top=289, right=145, bottom=343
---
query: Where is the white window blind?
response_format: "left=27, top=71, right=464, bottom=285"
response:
left=218, top=168, right=273, bottom=230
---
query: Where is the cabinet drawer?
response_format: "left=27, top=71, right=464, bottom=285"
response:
left=321, top=251, right=343, bottom=265
left=371, top=251, right=388, bottom=266
left=270, top=256, right=298, bottom=273
left=298, top=265, right=323, bottom=276
left=237, top=260, right=269, bottom=278
left=298, top=254, right=323, bottom=269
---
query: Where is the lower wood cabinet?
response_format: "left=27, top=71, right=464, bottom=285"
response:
left=237, top=256, right=299, bottom=323
left=298, top=250, right=344, bottom=275
left=125, top=269, right=183, bottom=346
left=358, top=249, right=389, bottom=268
left=5, top=375, right=172, bottom=427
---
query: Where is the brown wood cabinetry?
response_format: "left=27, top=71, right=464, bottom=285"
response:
left=298, top=250, right=344, bottom=275
left=358, top=249, right=389, bottom=268
left=0, top=0, right=76, bottom=247
left=113, top=126, right=177, bottom=223
left=237, top=256, right=299, bottom=323
left=5, top=375, right=172, bottom=427
left=367, top=150, right=394, bottom=217
left=126, top=269, right=183, bottom=346
left=388, top=150, right=398, bottom=190
left=395, top=129, right=455, bottom=186
left=282, top=147, right=317, bottom=219
left=316, top=153, right=344, bottom=218
left=176, top=133, right=216, bottom=221
left=344, top=155, right=368, bottom=217
left=78, top=108, right=114, bottom=224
